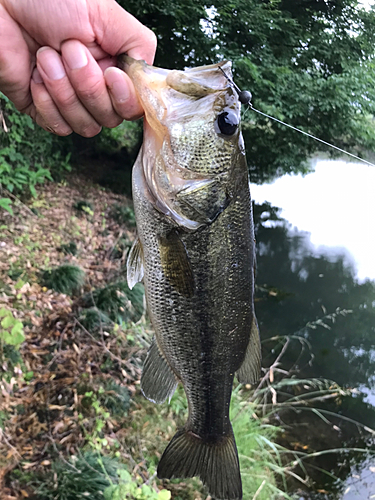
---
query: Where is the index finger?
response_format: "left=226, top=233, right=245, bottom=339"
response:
left=93, top=1, right=157, bottom=63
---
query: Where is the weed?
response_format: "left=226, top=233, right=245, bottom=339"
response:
left=41, top=264, right=85, bottom=295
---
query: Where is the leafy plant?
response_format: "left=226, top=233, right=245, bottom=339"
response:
left=0, top=307, right=25, bottom=347
left=41, top=264, right=85, bottom=295
left=104, top=469, right=171, bottom=500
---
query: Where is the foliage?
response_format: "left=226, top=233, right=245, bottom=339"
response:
left=83, top=281, right=144, bottom=323
left=93, top=120, right=142, bottom=156
left=41, top=264, right=85, bottom=295
left=0, top=307, right=25, bottom=348
left=104, top=469, right=171, bottom=500
left=120, top=0, right=375, bottom=182
left=109, top=203, right=136, bottom=227
left=0, top=94, right=71, bottom=211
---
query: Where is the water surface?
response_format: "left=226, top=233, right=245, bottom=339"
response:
left=251, top=158, right=375, bottom=499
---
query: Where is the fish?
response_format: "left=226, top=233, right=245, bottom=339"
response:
left=118, top=55, right=261, bottom=500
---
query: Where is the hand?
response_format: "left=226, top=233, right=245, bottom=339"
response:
left=0, top=0, right=156, bottom=136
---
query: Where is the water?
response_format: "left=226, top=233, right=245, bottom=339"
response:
left=251, top=158, right=375, bottom=499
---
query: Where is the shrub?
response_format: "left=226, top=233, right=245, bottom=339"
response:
left=0, top=94, right=71, bottom=213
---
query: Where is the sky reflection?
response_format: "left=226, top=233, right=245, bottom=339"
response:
left=251, top=159, right=375, bottom=281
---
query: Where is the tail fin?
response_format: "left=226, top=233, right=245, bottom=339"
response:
left=157, top=427, right=242, bottom=500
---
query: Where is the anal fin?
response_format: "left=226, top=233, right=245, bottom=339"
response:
left=141, top=339, right=178, bottom=404
left=236, top=315, right=261, bottom=385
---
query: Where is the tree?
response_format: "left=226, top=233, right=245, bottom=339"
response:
left=122, top=0, right=375, bottom=182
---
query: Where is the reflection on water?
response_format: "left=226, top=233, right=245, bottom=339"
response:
left=251, top=160, right=375, bottom=499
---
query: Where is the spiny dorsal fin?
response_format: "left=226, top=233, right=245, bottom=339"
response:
left=127, top=237, right=144, bottom=290
left=141, top=339, right=178, bottom=404
left=236, top=315, right=261, bottom=385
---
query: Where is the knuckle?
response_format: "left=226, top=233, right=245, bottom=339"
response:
left=55, top=89, right=78, bottom=110
left=76, top=78, right=103, bottom=102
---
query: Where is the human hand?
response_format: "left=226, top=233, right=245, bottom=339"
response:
left=0, top=0, right=156, bottom=136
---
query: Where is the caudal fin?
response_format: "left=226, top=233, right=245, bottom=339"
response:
left=157, top=427, right=242, bottom=500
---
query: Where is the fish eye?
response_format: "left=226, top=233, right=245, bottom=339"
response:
left=217, top=111, right=239, bottom=136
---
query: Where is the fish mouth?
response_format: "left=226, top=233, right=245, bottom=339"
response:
left=117, top=54, right=233, bottom=101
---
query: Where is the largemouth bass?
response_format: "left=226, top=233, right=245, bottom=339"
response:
left=118, top=55, right=261, bottom=500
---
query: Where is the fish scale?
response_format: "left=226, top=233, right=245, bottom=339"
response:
left=119, top=55, right=261, bottom=500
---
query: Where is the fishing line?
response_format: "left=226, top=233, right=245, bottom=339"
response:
left=218, top=66, right=375, bottom=168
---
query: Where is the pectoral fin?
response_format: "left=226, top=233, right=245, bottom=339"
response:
left=176, top=177, right=230, bottom=225
left=236, top=315, right=261, bottom=385
left=127, top=237, right=144, bottom=289
left=141, top=339, right=178, bottom=404
left=159, top=231, right=195, bottom=298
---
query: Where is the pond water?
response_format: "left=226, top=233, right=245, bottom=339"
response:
left=250, top=158, right=375, bottom=499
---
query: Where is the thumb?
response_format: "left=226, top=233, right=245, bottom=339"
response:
left=94, top=0, right=157, bottom=64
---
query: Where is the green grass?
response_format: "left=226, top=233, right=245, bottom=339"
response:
left=41, top=264, right=85, bottom=295
left=21, top=452, right=121, bottom=500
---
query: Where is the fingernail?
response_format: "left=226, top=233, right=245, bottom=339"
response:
left=32, top=67, right=43, bottom=84
left=63, top=41, right=88, bottom=70
left=105, top=68, right=129, bottom=102
left=37, top=47, right=66, bottom=81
